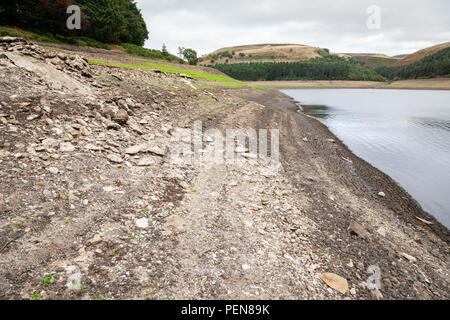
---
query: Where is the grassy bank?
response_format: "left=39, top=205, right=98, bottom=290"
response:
left=88, top=59, right=246, bottom=88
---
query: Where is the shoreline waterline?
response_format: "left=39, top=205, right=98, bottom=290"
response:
left=246, top=78, right=450, bottom=90
left=233, top=87, right=449, bottom=240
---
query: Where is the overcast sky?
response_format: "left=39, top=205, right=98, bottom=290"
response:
left=135, top=0, right=450, bottom=57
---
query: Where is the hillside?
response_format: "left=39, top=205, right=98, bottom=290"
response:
left=200, top=43, right=325, bottom=65
left=390, top=42, right=450, bottom=67
left=375, top=46, right=450, bottom=80
left=350, top=55, right=398, bottom=70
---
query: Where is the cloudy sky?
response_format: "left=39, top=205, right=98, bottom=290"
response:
left=135, top=0, right=450, bottom=57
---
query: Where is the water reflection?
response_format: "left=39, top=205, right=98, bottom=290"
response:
left=407, top=117, right=450, bottom=132
left=301, top=105, right=333, bottom=120
left=282, top=88, right=450, bottom=229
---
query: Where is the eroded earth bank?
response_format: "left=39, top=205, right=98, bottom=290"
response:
left=0, top=38, right=448, bottom=300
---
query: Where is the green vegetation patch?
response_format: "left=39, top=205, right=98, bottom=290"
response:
left=88, top=60, right=246, bottom=88
left=121, top=43, right=184, bottom=63
left=375, top=47, right=450, bottom=80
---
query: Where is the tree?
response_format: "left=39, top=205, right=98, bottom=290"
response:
left=182, top=48, right=198, bottom=65
left=2, top=0, right=149, bottom=46
left=177, top=46, right=185, bottom=59
left=162, top=43, right=168, bottom=54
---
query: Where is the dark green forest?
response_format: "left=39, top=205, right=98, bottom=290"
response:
left=0, top=0, right=149, bottom=46
left=375, top=47, right=450, bottom=80
left=211, top=55, right=386, bottom=81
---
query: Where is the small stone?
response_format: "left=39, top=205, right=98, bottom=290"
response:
left=147, top=144, right=165, bottom=157
left=85, top=144, right=102, bottom=151
left=42, top=138, right=59, bottom=148
left=47, top=167, right=59, bottom=174
left=378, top=192, right=386, bottom=197
left=60, top=142, right=75, bottom=152
left=113, top=109, right=129, bottom=124
left=125, top=144, right=144, bottom=155
left=399, top=252, right=417, bottom=263
left=377, top=227, right=386, bottom=237
left=137, top=157, right=156, bottom=166
left=242, top=264, right=251, bottom=271
left=348, top=222, right=370, bottom=240
left=320, top=273, right=349, bottom=294
left=370, top=289, right=383, bottom=300
left=107, top=154, right=123, bottom=164
left=350, top=288, right=357, bottom=295
left=136, top=218, right=149, bottom=229
left=27, top=114, right=40, bottom=121
left=303, top=137, right=309, bottom=142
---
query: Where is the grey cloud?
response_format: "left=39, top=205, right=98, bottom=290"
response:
left=135, top=0, right=450, bottom=56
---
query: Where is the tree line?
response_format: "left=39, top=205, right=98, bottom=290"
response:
left=0, top=0, right=149, bottom=46
left=211, top=55, right=386, bottom=81
left=375, top=47, right=450, bottom=80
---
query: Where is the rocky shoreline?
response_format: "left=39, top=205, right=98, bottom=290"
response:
left=0, top=38, right=448, bottom=300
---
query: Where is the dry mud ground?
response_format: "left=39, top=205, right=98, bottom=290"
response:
left=0, top=38, right=448, bottom=300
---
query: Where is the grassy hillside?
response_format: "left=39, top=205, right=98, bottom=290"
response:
left=352, top=55, right=398, bottom=70
left=200, top=43, right=325, bottom=65
left=390, top=42, right=450, bottom=67
left=375, top=46, right=450, bottom=80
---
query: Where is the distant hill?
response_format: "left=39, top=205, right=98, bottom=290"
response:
left=390, top=42, right=450, bottom=67
left=344, top=53, right=397, bottom=59
left=375, top=46, right=450, bottom=80
left=351, top=55, right=398, bottom=70
left=200, top=44, right=325, bottom=65
left=393, top=54, right=409, bottom=59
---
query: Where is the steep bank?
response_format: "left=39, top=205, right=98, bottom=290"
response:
left=0, top=38, right=448, bottom=300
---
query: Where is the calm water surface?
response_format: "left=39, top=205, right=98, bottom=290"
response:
left=281, top=88, right=450, bottom=229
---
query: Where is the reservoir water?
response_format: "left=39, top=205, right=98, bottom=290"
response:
left=281, top=88, right=450, bottom=229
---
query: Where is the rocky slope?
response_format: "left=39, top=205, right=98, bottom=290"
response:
left=0, top=38, right=448, bottom=300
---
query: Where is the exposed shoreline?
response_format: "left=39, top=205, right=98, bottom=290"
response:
left=234, top=87, right=449, bottom=241
left=247, top=79, right=450, bottom=90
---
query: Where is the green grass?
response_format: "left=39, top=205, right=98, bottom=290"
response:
left=121, top=43, right=183, bottom=63
left=33, top=292, right=43, bottom=300
left=88, top=59, right=246, bottom=88
left=42, top=274, right=55, bottom=286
